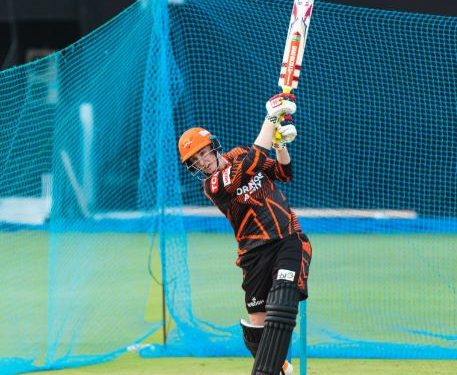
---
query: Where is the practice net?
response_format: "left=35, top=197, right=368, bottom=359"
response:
left=1, top=0, right=456, bottom=373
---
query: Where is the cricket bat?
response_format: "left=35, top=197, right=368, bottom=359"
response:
left=274, top=0, right=314, bottom=142
left=278, top=0, right=314, bottom=93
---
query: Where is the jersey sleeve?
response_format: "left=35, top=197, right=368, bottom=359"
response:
left=262, top=158, right=293, bottom=182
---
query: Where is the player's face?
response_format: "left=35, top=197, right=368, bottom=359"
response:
left=189, top=145, right=218, bottom=175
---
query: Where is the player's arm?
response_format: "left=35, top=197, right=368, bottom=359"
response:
left=275, top=147, right=290, bottom=165
left=249, top=92, right=297, bottom=174
left=263, top=109, right=298, bottom=181
left=225, top=94, right=297, bottom=190
left=253, top=117, right=277, bottom=150
left=255, top=93, right=296, bottom=150
left=273, top=116, right=297, bottom=164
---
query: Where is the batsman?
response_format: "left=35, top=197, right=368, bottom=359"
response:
left=178, top=92, right=312, bottom=375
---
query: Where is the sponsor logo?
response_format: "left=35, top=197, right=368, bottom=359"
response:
left=270, top=96, right=282, bottom=108
left=236, top=172, right=264, bottom=201
left=222, top=167, right=231, bottom=187
left=277, top=269, right=295, bottom=282
left=247, top=297, right=265, bottom=308
left=210, top=172, right=219, bottom=193
left=286, top=35, right=300, bottom=86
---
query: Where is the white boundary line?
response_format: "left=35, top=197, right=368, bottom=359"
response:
left=176, top=206, right=417, bottom=219
left=0, top=198, right=418, bottom=224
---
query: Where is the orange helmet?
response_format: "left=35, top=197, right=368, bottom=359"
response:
left=178, top=127, right=214, bottom=163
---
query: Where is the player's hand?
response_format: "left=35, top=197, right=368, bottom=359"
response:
left=278, top=124, right=297, bottom=143
left=266, top=93, right=296, bottom=118
left=272, top=115, right=297, bottom=150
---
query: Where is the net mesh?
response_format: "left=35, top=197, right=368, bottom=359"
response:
left=1, top=0, right=456, bottom=373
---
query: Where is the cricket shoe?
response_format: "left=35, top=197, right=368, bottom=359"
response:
left=280, top=360, right=293, bottom=375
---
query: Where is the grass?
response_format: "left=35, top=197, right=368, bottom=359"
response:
left=29, top=354, right=457, bottom=374
left=1, top=231, right=456, bottom=374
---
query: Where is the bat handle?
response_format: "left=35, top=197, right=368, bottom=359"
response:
left=274, top=117, right=284, bottom=141
left=274, top=87, right=293, bottom=141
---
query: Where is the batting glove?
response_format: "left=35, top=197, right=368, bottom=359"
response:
left=272, top=115, right=297, bottom=150
left=266, top=93, right=296, bottom=119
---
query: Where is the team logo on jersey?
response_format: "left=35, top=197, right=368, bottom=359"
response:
left=277, top=269, right=295, bottom=282
left=210, top=172, right=219, bottom=193
left=222, top=167, right=231, bottom=187
left=236, top=172, right=264, bottom=201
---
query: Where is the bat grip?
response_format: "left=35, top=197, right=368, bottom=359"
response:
left=274, top=114, right=284, bottom=141
left=274, top=87, right=293, bottom=141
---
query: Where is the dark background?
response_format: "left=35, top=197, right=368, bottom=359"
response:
left=0, top=0, right=456, bottom=70
left=0, top=0, right=134, bottom=68
left=325, top=0, right=457, bottom=16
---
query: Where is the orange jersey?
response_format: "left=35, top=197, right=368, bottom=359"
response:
left=203, top=145, right=302, bottom=257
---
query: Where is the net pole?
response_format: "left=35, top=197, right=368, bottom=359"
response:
left=162, top=279, right=167, bottom=344
left=299, top=300, right=307, bottom=375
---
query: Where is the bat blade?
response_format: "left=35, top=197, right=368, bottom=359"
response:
left=278, top=0, right=314, bottom=92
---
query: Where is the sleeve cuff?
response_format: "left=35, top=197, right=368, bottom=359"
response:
left=278, top=160, right=292, bottom=177
left=253, top=144, right=269, bottom=157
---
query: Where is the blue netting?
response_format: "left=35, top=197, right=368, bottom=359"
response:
left=142, top=0, right=457, bottom=360
left=1, top=1, right=457, bottom=374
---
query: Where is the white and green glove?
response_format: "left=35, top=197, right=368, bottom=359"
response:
left=265, top=93, right=298, bottom=150
left=272, top=117, right=297, bottom=150
left=265, top=93, right=297, bottom=121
